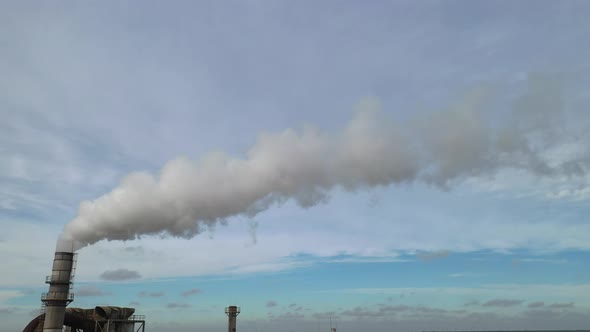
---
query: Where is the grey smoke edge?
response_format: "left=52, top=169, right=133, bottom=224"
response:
left=58, top=74, right=589, bottom=250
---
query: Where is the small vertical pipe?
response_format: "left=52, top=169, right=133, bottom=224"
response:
left=225, top=306, right=240, bottom=332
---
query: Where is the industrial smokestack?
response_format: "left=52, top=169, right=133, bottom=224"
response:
left=330, top=315, right=337, bottom=332
left=225, top=306, right=240, bottom=332
left=41, top=252, right=76, bottom=332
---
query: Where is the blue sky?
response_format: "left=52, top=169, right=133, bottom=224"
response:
left=1, top=1, right=590, bottom=332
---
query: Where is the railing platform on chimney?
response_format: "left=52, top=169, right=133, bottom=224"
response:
left=41, top=292, right=75, bottom=302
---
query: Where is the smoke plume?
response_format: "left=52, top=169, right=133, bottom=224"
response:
left=58, top=74, right=588, bottom=251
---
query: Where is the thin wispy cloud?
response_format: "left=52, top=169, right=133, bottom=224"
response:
left=311, top=312, right=338, bottom=320
left=342, top=306, right=385, bottom=318
left=99, top=268, right=141, bottom=281
left=0, top=308, right=16, bottom=314
left=548, top=302, right=574, bottom=309
left=167, top=303, right=192, bottom=309
left=271, top=311, right=305, bottom=320
left=340, top=304, right=456, bottom=318
left=76, top=285, right=111, bottom=297
left=138, top=291, right=165, bottom=298
left=181, top=288, right=201, bottom=297
left=417, top=250, right=451, bottom=262
left=527, top=301, right=544, bottom=308
left=447, top=272, right=481, bottom=278
left=482, top=299, right=524, bottom=307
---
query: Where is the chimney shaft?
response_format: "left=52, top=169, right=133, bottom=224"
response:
left=41, top=252, right=75, bottom=332
left=225, top=306, right=240, bottom=332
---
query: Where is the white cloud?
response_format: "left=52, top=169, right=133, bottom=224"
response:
left=546, top=185, right=590, bottom=201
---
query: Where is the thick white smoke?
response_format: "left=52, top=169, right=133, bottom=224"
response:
left=58, top=74, right=588, bottom=251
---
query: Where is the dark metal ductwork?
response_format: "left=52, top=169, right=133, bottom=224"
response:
left=94, top=306, right=135, bottom=320
left=23, top=307, right=145, bottom=332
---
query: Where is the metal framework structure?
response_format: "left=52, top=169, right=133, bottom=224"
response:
left=27, top=250, right=147, bottom=332
left=23, top=309, right=146, bottom=332
left=93, top=314, right=146, bottom=332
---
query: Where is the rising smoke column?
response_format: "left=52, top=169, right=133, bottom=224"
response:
left=59, top=100, right=418, bottom=250
left=58, top=74, right=588, bottom=251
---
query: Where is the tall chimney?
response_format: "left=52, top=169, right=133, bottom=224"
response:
left=225, top=306, right=240, bottom=332
left=41, top=252, right=76, bottom=332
